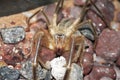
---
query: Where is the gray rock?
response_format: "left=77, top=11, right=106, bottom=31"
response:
left=20, top=60, right=47, bottom=80
left=0, top=26, right=25, bottom=44
left=0, top=66, right=20, bottom=80
left=68, top=63, right=83, bottom=80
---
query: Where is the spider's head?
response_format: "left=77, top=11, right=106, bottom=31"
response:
left=49, top=18, right=75, bottom=50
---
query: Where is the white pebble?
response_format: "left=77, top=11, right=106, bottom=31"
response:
left=50, top=56, right=67, bottom=80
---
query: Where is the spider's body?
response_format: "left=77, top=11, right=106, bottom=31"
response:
left=25, top=0, right=105, bottom=80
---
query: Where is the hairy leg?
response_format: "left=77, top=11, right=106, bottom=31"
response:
left=31, top=31, right=44, bottom=80
left=63, top=36, right=75, bottom=80
left=26, top=8, right=50, bottom=32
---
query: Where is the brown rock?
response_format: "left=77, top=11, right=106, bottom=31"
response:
left=89, top=64, right=116, bottom=80
left=116, top=56, right=120, bottom=67
left=39, top=47, right=56, bottom=63
left=95, top=29, right=120, bottom=62
left=84, top=38, right=94, bottom=54
left=91, top=0, right=115, bottom=24
left=86, top=10, right=106, bottom=33
left=83, top=52, right=93, bottom=75
left=116, top=11, right=120, bottom=22
left=74, top=0, right=86, bottom=6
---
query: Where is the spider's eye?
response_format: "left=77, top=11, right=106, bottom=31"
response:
left=54, top=34, right=65, bottom=40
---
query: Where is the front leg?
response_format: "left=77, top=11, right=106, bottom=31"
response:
left=31, top=31, right=44, bottom=80
left=63, top=35, right=75, bottom=80
left=30, top=31, right=49, bottom=80
left=63, top=35, right=85, bottom=80
left=72, top=36, right=85, bottom=66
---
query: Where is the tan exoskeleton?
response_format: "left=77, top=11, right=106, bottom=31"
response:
left=25, top=0, right=107, bottom=80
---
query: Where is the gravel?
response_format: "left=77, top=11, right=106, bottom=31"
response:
left=0, top=66, right=20, bottom=80
left=0, top=26, right=25, bottom=44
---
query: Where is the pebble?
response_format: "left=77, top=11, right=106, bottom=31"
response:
left=50, top=56, right=83, bottom=80
left=114, top=66, right=120, bottom=80
left=86, top=9, right=106, bottom=33
left=50, top=56, right=67, bottom=80
left=116, top=56, right=120, bottom=67
left=111, top=21, right=120, bottom=31
left=83, top=52, right=93, bottom=75
left=20, top=60, right=47, bottom=80
left=91, top=0, right=115, bottom=25
left=78, top=22, right=95, bottom=41
left=0, top=66, right=20, bottom=80
left=95, top=29, right=120, bottom=62
left=74, top=0, right=87, bottom=6
left=70, top=6, right=82, bottom=19
left=0, top=26, right=25, bottom=44
left=68, top=63, right=83, bottom=80
left=116, top=11, right=120, bottom=22
left=88, top=64, right=116, bottom=80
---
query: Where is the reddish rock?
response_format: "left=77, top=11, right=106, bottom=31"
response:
left=74, top=0, right=86, bottom=6
left=62, top=51, right=70, bottom=63
left=70, top=6, right=82, bottom=19
left=116, top=56, right=120, bottom=67
left=83, top=52, right=93, bottom=75
left=114, top=66, right=120, bottom=80
left=74, top=0, right=96, bottom=6
left=29, top=3, right=63, bottom=31
left=116, top=11, right=120, bottom=22
left=91, top=0, right=115, bottom=25
left=88, top=65, right=116, bottom=80
left=84, top=38, right=94, bottom=54
left=86, top=0, right=115, bottom=33
left=39, top=47, right=56, bottom=63
left=62, top=7, right=70, bottom=18
left=84, top=75, right=90, bottom=80
left=2, top=44, right=24, bottom=66
left=86, top=10, right=106, bottom=33
left=95, top=29, right=120, bottom=62
left=41, top=3, right=63, bottom=24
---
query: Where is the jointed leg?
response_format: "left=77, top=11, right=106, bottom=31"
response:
left=26, top=8, right=50, bottom=32
left=77, top=20, right=98, bottom=40
left=72, top=36, right=85, bottom=66
left=30, top=31, right=48, bottom=80
left=89, top=0, right=109, bottom=27
left=63, top=35, right=85, bottom=80
left=66, top=0, right=89, bottom=36
left=76, top=19, right=98, bottom=49
left=31, top=31, right=44, bottom=80
left=53, top=0, right=64, bottom=26
left=55, top=0, right=64, bottom=14
left=63, top=36, right=75, bottom=80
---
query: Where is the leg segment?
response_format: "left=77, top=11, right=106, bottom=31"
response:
left=30, top=31, right=48, bottom=80
left=77, top=20, right=98, bottom=41
left=66, top=0, right=89, bottom=36
left=32, top=31, right=44, bottom=80
left=63, top=35, right=85, bottom=80
left=53, top=0, right=64, bottom=27
left=26, top=8, right=50, bottom=32
left=72, top=36, right=85, bottom=66
left=55, top=0, right=64, bottom=14
left=76, top=20, right=98, bottom=49
left=63, top=36, right=75, bottom=80
left=89, top=0, right=109, bottom=27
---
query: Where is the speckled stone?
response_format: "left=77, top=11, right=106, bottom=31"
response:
left=0, top=26, right=25, bottom=44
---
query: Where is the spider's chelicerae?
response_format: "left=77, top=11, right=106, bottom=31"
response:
left=25, top=0, right=107, bottom=80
